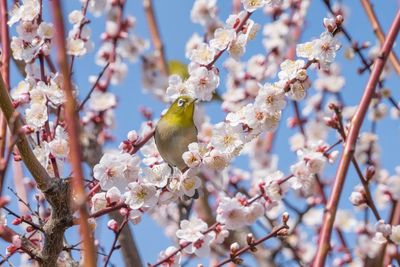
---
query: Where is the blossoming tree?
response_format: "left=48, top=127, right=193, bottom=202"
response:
left=0, top=0, right=399, bottom=266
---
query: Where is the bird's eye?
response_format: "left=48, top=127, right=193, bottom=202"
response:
left=178, top=99, right=185, bottom=107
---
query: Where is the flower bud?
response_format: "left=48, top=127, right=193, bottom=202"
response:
left=282, top=212, right=289, bottom=224
left=349, top=191, right=366, bottom=206
left=230, top=242, right=240, bottom=254
left=296, top=69, right=308, bottom=81
left=366, top=166, right=376, bottom=181
left=12, top=218, right=22, bottom=225
left=246, top=233, right=255, bottom=245
left=107, top=219, right=119, bottom=232
left=335, top=15, right=344, bottom=26
left=127, top=130, right=139, bottom=143
left=120, top=207, right=129, bottom=216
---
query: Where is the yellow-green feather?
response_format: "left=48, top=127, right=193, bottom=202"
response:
left=155, top=96, right=198, bottom=171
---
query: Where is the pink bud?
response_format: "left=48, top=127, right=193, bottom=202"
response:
left=119, top=207, right=129, bottom=216
left=127, top=130, right=139, bottom=143
left=12, top=218, right=22, bottom=225
left=13, top=153, right=22, bottom=161
left=335, top=15, right=344, bottom=25
left=23, top=214, right=32, bottom=222
left=107, top=219, right=119, bottom=232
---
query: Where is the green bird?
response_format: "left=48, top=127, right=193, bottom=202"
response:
left=155, top=96, right=198, bottom=172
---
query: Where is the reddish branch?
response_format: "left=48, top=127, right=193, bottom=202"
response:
left=215, top=223, right=289, bottom=267
left=330, top=105, right=381, bottom=221
left=360, top=0, right=400, bottom=75
left=0, top=0, right=10, bottom=194
left=50, top=0, right=96, bottom=266
left=143, top=0, right=169, bottom=76
left=313, top=10, right=400, bottom=267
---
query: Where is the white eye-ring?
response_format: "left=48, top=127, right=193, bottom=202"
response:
left=178, top=99, right=185, bottom=107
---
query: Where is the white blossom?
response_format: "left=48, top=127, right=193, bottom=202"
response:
left=106, top=187, right=121, bottom=204
left=255, top=82, right=286, bottom=113
left=91, top=192, right=107, bottom=213
left=241, top=0, right=267, bottom=12
left=313, top=31, right=341, bottom=66
left=68, top=10, right=84, bottom=25
left=8, top=0, right=40, bottom=26
left=186, top=64, right=219, bottom=101
left=67, top=38, right=87, bottom=56
left=262, top=170, right=286, bottom=201
left=143, top=163, right=171, bottom=188
left=157, top=246, right=181, bottom=267
left=179, top=170, right=201, bottom=198
left=216, top=196, right=247, bottom=230
left=203, top=149, right=230, bottom=171
left=210, top=122, right=245, bottom=155
left=190, top=0, right=217, bottom=26
left=390, top=225, right=400, bottom=244
left=89, top=90, right=117, bottom=112
left=166, top=75, right=194, bottom=101
left=38, top=22, right=54, bottom=40
left=210, top=28, right=236, bottom=51
left=124, top=182, right=158, bottom=210
left=183, top=232, right=215, bottom=257
left=26, top=103, right=48, bottom=129
left=93, top=152, right=141, bottom=191
left=176, top=218, right=208, bottom=243
left=189, top=43, right=216, bottom=65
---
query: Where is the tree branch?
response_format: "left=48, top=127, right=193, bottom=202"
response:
left=0, top=0, right=11, bottom=193
left=50, top=0, right=96, bottom=266
left=0, top=74, right=52, bottom=191
left=360, top=0, right=400, bottom=75
left=313, top=10, right=400, bottom=267
left=143, top=0, right=169, bottom=76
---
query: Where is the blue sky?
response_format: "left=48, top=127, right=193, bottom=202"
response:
left=1, top=0, right=400, bottom=266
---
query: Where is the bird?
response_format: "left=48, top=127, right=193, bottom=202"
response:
left=155, top=96, right=198, bottom=172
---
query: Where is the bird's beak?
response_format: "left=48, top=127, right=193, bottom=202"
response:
left=192, top=98, right=198, bottom=104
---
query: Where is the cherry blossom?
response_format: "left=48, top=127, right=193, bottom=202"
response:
left=124, top=182, right=158, bottom=210
left=176, top=218, right=208, bottom=243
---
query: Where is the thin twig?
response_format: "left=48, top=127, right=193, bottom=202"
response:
left=215, top=223, right=289, bottom=267
left=103, top=217, right=129, bottom=267
left=78, top=62, right=111, bottom=111
left=2, top=206, right=43, bottom=232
